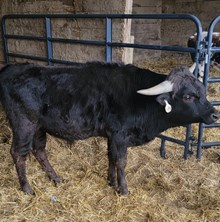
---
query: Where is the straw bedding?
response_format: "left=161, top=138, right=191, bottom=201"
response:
left=0, top=58, right=219, bottom=222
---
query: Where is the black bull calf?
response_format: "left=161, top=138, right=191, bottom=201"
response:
left=0, top=62, right=219, bottom=195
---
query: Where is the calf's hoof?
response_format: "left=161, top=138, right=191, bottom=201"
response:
left=52, top=176, right=62, bottom=186
left=108, top=178, right=117, bottom=188
left=22, top=184, right=35, bottom=195
left=117, top=186, right=128, bottom=195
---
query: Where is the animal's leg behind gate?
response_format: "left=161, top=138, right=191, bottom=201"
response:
left=32, top=129, right=61, bottom=185
left=107, top=137, right=128, bottom=195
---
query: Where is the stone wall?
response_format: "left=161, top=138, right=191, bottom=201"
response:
left=0, top=0, right=133, bottom=64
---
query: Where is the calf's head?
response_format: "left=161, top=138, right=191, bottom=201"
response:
left=137, top=67, right=219, bottom=125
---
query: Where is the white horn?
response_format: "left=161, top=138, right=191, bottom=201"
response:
left=137, top=80, right=173, bottom=96
left=189, top=63, right=196, bottom=74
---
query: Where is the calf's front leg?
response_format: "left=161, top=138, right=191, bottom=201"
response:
left=116, top=157, right=128, bottom=195
left=107, top=138, right=128, bottom=195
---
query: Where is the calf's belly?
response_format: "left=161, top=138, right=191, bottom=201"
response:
left=41, top=115, right=105, bottom=142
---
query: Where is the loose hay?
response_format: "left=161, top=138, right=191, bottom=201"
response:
left=0, top=59, right=219, bottom=222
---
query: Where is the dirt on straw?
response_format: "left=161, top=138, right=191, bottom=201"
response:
left=0, top=58, right=219, bottom=222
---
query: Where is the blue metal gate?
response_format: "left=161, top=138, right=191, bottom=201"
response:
left=196, top=15, right=220, bottom=158
left=2, top=13, right=218, bottom=159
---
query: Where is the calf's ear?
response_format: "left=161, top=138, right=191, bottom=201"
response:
left=156, top=93, right=172, bottom=113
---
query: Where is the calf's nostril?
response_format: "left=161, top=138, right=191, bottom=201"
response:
left=211, top=113, right=220, bottom=121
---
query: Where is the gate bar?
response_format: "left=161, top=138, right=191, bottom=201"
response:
left=45, top=17, right=53, bottom=65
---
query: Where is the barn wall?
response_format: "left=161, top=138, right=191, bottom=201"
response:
left=131, top=0, right=162, bottom=64
left=132, top=0, right=220, bottom=64
left=161, top=0, right=220, bottom=47
left=0, top=0, right=219, bottom=64
left=0, top=0, right=133, bottom=64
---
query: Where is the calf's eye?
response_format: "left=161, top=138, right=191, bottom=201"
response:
left=185, top=95, right=191, bottom=100
left=183, top=94, right=194, bottom=103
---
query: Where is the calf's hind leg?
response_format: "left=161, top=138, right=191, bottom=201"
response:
left=10, top=120, right=36, bottom=194
left=32, top=129, right=61, bottom=185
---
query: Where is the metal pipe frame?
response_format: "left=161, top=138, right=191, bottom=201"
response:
left=196, top=15, right=220, bottom=159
